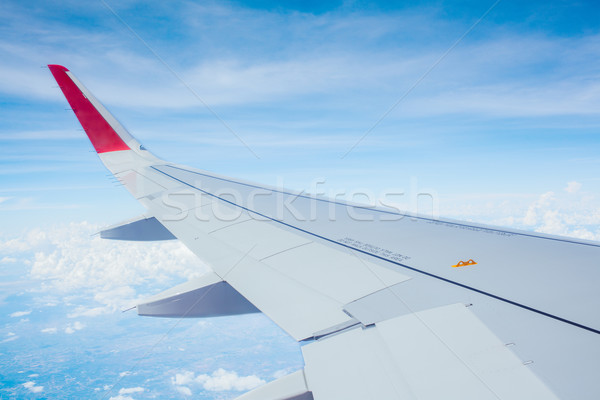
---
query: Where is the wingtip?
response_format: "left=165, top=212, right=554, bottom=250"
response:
left=47, top=64, right=69, bottom=72
left=47, top=64, right=133, bottom=154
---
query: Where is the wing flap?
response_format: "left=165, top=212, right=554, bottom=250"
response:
left=220, top=252, right=353, bottom=340
left=302, top=303, right=558, bottom=400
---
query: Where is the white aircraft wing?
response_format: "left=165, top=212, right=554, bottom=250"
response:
left=48, top=64, right=600, bottom=400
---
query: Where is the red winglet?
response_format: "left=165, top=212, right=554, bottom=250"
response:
left=48, top=65, right=130, bottom=153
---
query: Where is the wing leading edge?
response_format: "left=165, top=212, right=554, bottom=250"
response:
left=48, top=65, right=600, bottom=400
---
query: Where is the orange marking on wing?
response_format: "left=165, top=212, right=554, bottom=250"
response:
left=452, top=259, right=477, bottom=268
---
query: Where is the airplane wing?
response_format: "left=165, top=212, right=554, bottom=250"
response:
left=48, top=64, right=600, bottom=400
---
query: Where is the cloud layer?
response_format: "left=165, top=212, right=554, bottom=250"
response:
left=1, top=221, right=207, bottom=316
left=172, top=368, right=265, bottom=395
left=1, top=2, right=599, bottom=117
left=441, top=180, right=600, bottom=241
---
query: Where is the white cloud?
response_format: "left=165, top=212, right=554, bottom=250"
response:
left=172, top=369, right=265, bottom=393
left=0, top=228, right=47, bottom=253
left=523, top=192, right=555, bottom=226
left=0, top=130, right=81, bottom=141
left=41, top=327, right=57, bottom=334
left=1, top=3, right=599, bottom=120
left=443, top=188, right=600, bottom=242
left=64, top=321, right=85, bottom=334
left=23, top=381, right=43, bottom=393
left=172, top=371, right=195, bottom=386
left=175, top=386, right=192, bottom=396
left=67, top=286, right=137, bottom=318
left=523, top=191, right=600, bottom=240
left=565, top=181, right=582, bottom=194
left=198, top=369, right=265, bottom=391
left=27, top=222, right=205, bottom=297
left=108, top=396, right=134, bottom=400
left=37, top=37, right=599, bottom=116
left=0, top=256, right=17, bottom=263
left=10, top=310, right=31, bottom=318
left=67, top=306, right=110, bottom=318
left=2, top=332, right=18, bottom=343
left=0, top=222, right=207, bottom=317
left=119, top=387, right=144, bottom=395
left=105, top=387, right=144, bottom=400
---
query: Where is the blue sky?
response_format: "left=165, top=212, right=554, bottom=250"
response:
left=0, top=0, right=599, bottom=398
left=1, top=0, right=600, bottom=235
